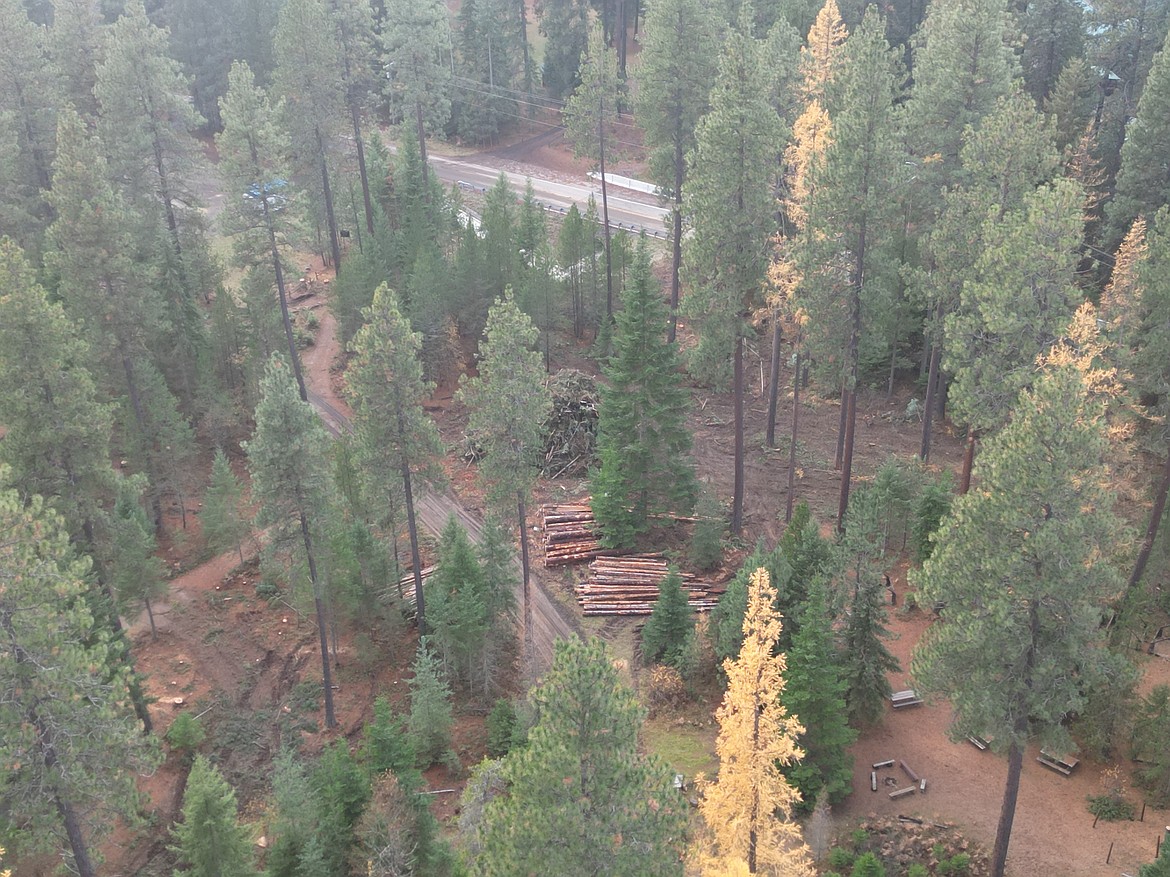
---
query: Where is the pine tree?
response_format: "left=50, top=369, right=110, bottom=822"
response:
left=347, top=283, right=444, bottom=636
left=800, top=9, right=902, bottom=526
left=699, top=569, right=813, bottom=876
left=408, top=641, right=456, bottom=767
left=558, top=202, right=589, bottom=338
left=782, top=581, right=856, bottom=809
left=539, top=0, right=590, bottom=100
left=682, top=10, right=784, bottom=535
left=458, top=291, right=552, bottom=670
left=798, top=0, right=848, bottom=106
left=428, top=516, right=490, bottom=689
left=635, top=0, right=723, bottom=340
left=204, top=448, right=250, bottom=562
left=108, top=474, right=167, bottom=638
left=912, top=366, right=1126, bottom=877
left=244, top=355, right=338, bottom=728
left=273, top=0, right=347, bottom=271
left=591, top=235, right=696, bottom=547
left=641, top=568, right=694, bottom=668
left=481, top=173, right=521, bottom=302
left=1109, top=44, right=1170, bottom=246
left=381, top=0, right=453, bottom=179
left=476, top=637, right=686, bottom=876
left=48, top=0, right=104, bottom=119
left=1019, top=0, right=1084, bottom=101
left=454, top=0, right=521, bottom=145
left=1045, top=57, right=1097, bottom=153
left=329, top=0, right=380, bottom=236
left=216, top=61, right=307, bottom=400
left=0, top=483, right=159, bottom=877
left=170, top=756, right=259, bottom=877
left=564, top=21, right=622, bottom=319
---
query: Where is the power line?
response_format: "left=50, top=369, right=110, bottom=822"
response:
left=448, top=76, right=648, bottom=133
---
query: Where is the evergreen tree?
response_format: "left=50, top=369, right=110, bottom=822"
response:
left=699, top=569, right=813, bottom=876
left=204, top=448, right=250, bottom=562
left=539, top=0, right=590, bottom=100
left=1045, top=57, right=1098, bottom=154
left=454, top=0, right=520, bottom=145
left=273, top=0, right=346, bottom=271
left=48, top=0, right=105, bottom=119
left=912, top=366, right=1126, bottom=877
left=1109, top=44, right=1170, bottom=245
left=0, top=483, right=159, bottom=877
left=564, top=21, right=622, bottom=320
left=329, top=0, right=380, bottom=236
left=558, top=202, right=589, bottom=338
left=347, top=283, right=444, bottom=636
left=682, top=10, right=783, bottom=535
left=381, top=0, right=453, bottom=177
left=170, top=756, right=259, bottom=877
left=592, top=235, right=696, bottom=547
left=635, top=0, right=723, bottom=340
left=782, top=581, right=856, bottom=810
left=108, top=474, right=167, bottom=638
left=476, top=638, right=686, bottom=876
left=458, top=291, right=552, bottom=670
left=800, top=9, right=902, bottom=526
left=216, top=61, right=307, bottom=400
left=710, top=542, right=792, bottom=663
left=1019, top=0, right=1084, bottom=101
left=641, top=568, right=694, bottom=668
left=429, top=516, right=491, bottom=689
left=244, top=355, right=338, bottom=728
left=481, top=173, right=521, bottom=302
left=408, top=641, right=456, bottom=767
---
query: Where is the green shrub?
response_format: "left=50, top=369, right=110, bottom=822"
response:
left=689, top=490, right=726, bottom=572
left=907, top=865, right=929, bottom=877
left=1087, top=792, right=1136, bottom=821
left=827, top=847, right=855, bottom=869
left=255, top=578, right=280, bottom=600
left=851, top=851, right=886, bottom=877
left=165, top=712, right=206, bottom=757
left=911, top=471, right=953, bottom=563
left=851, top=828, right=870, bottom=847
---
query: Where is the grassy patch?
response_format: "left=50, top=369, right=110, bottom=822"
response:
left=641, top=716, right=718, bottom=779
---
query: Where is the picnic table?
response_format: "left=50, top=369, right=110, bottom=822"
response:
left=1037, top=750, right=1079, bottom=776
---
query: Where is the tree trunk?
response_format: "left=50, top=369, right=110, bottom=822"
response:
left=316, top=128, right=343, bottom=272
left=401, top=461, right=427, bottom=638
left=299, top=511, right=336, bottom=728
left=1129, top=448, right=1170, bottom=590
left=732, top=334, right=745, bottom=535
left=748, top=678, right=762, bottom=873
left=834, top=380, right=848, bottom=471
left=960, top=431, right=977, bottom=495
left=518, top=0, right=533, bottom=104
left=786, top=348, right=801, bottom=524
left=667, top=135, right=684, bottom=343
left=837, top=388, right=857, bottom=533
left=415, top=100, right=430, bottom=187
left=766, top=312, right=783, bottom=447
left=145, top=596, right=156, bottom=639
left=518, top=492, right=533, bottom=672
left=598, top=98, right=614, bottom=321
left=255, top=134, right=308, bottom=402
left=920, top=343, right=942, bottom=462
left=617, top=0, right=628, bottom=79
left=350, top=100, right=376, bottom=236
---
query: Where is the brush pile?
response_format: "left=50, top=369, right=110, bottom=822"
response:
left=541, top=369, right=599, bottom=478
left=576, top=554, right=722, bottom=616
left=542, top=503, right=602, bottom=566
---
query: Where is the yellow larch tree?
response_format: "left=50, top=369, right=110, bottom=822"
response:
left=697, top=569, right=813, bottom=876
left=783, top=100, right=833, bottom=231
left=798, top=0, right=847, bottom=105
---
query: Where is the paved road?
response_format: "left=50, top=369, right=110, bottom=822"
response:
left=427, top=152, right=671, bottom=237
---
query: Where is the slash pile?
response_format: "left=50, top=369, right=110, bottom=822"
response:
left=576, top=555, right=722, bottom=616
left=542, top=503, right=603, bottom=566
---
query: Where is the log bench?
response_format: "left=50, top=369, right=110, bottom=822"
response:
left=1037, top=750, right=1079, bottom=776
left=889, top=786, right=917, bottom=799
left=890, top=689, right=923, bottom=709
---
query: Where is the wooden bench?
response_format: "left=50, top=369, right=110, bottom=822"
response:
left=889, top=786, right=917, bottom=799
left=1037, top=750, right=1079, bottom=776
left=890, top=689, right=923, bottom=709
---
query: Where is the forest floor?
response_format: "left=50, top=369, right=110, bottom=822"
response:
left=73, top=133, right=1170, bottom=877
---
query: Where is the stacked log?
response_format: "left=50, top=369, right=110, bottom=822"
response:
left=577, top=554, right=721, bottom=616
left=542, top=503, right=602, bottom=566
left=399, top=566, right=436, bottom=614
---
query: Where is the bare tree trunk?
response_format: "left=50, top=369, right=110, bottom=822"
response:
left=518, top=492, right=533, bottom=672
left=732, top=334, right=746, bottom=535
left=299, top=511, right=336, bottom=728
left=837, top=388, right=857, bottom=533
left=145, top=597, right=156, bottom=639
left=766, top=313, right=783, bottom=447
left=316, top=129, right=343, bottom=272
left=920, top=343, right=942, bottom=461
left=598, top=99, right=614, bottom=321
left=667, top=134, right=684, bottom=343
left=960, top=431, right=977, bottom=495
left=834, top=380, right=848, bottom=471
left=786, top=348, right=801, bottom=524
left=350, top=101, right=376, bottom=236
left=401, top=458, right=427, bottom=638
left=1129, top=449, right=1170, bottom=590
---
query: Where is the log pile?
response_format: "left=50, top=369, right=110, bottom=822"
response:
left=576, top=554, right=722, bottom=616
left=542, top=503, right=603, bottom=567
left=399, top=565, right=436, bottom=614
